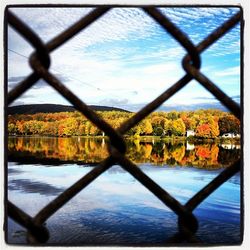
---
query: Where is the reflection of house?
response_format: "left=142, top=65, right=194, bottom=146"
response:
left=186, top=141, right=195, bottom=150
left=221, top=133, right=240, bottom=138
left=102, top=138, right=105, bottom=148
left=186, top=130, right=195, bottom=137
left=220, top=144, right=241, bottom=150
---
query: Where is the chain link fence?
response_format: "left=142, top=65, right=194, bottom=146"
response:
left=5, top=6, right=242, bottom=244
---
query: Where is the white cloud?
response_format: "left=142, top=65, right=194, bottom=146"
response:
left=141, top=61, right=180, bottom=74
left=10, top=7, right=156, bottom=50
left=214, top=66, right=240, bottom=77
left=7, top=7, right=240, bottom=109
left=11, top=8, right=93, bottom=42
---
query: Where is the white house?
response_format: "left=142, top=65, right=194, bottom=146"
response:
left=186, top=130, right=195, bottom=137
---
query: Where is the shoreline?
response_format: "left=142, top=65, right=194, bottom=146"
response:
left=7, top=134, right=241, bottom=143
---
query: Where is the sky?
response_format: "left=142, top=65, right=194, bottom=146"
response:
left=7, top=7, right=241, bottom=111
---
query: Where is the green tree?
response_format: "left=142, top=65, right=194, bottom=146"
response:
left=153, top=126, right=164, bottom=136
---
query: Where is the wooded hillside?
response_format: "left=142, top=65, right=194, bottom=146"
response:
left=8, top=104, right=129, bottom=115
left=7, top=109, right=240, bottom=138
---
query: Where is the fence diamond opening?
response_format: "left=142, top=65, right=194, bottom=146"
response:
left=6, top=6, right=242, bottom=244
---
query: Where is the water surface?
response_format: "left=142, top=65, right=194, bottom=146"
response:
left=7, top=137, right=241, bottom=245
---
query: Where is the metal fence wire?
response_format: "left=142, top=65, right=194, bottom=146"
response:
left=6, top=6, right=242, bottom=244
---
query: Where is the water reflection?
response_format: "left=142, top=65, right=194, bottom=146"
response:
left=7, top=137, right=241, bottom=245
left=7, top=163, right=241, bottom=245
left=8, top=179, right=64, bottom=196
left=8, top=136, right=240, bottom=168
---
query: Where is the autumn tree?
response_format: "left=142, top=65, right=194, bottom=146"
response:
left=16, top=121, right=24, bottom=134
left=139, top=119, right=153, bottom=135
left=8, top=123, right=17, bottom=134
left=196, top=124, right=211, bottom=138
left=89, top=124, right=100, bottom=135
left=163, top=119, right=172, bottom=136
left=209, top=116, right=220, bottom=138
left=7, top=109, right=239, bottom=138
left=171, top=119, right=186, bottom=136
left=166, top=111, right=179, bottom=120
left=218, top=114, right=240, bottom=135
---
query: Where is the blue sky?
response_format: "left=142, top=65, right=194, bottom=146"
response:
left=8, top=7, right=241, bottom=111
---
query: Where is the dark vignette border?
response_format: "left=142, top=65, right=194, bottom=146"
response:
left=3, top=3, right=244, bottom=247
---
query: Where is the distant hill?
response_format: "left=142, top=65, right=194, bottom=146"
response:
left=8, top=104, right=129, bottom=115
left=122, top=102, right=230, bottom=112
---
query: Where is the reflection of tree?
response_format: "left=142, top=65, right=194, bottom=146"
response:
left=171, top=144, right=185, bottom=162
left=218, top=147, right=240, bottom=166
left=190, top=144, right=221, bottom=168
left=8, top=137, right=240, bottom=169
left=211, top=144, right=219, bottom=165
left=196, top=145, right=211, bottom=159
left=143, top=144, right=152, bottom=159
left=152, top=141, right=165, bottom=157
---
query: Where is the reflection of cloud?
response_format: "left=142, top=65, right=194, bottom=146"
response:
left=8, top=76, right=26, bottom=82
left=8, top=168, right=23, bottom=175
left=8, top=179, right=64, bottom=196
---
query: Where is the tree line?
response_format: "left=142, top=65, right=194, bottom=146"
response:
left=7, top=109, right=240, bottom=138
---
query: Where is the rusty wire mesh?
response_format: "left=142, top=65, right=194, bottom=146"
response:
left=5, top=6, right=242, bottom=245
